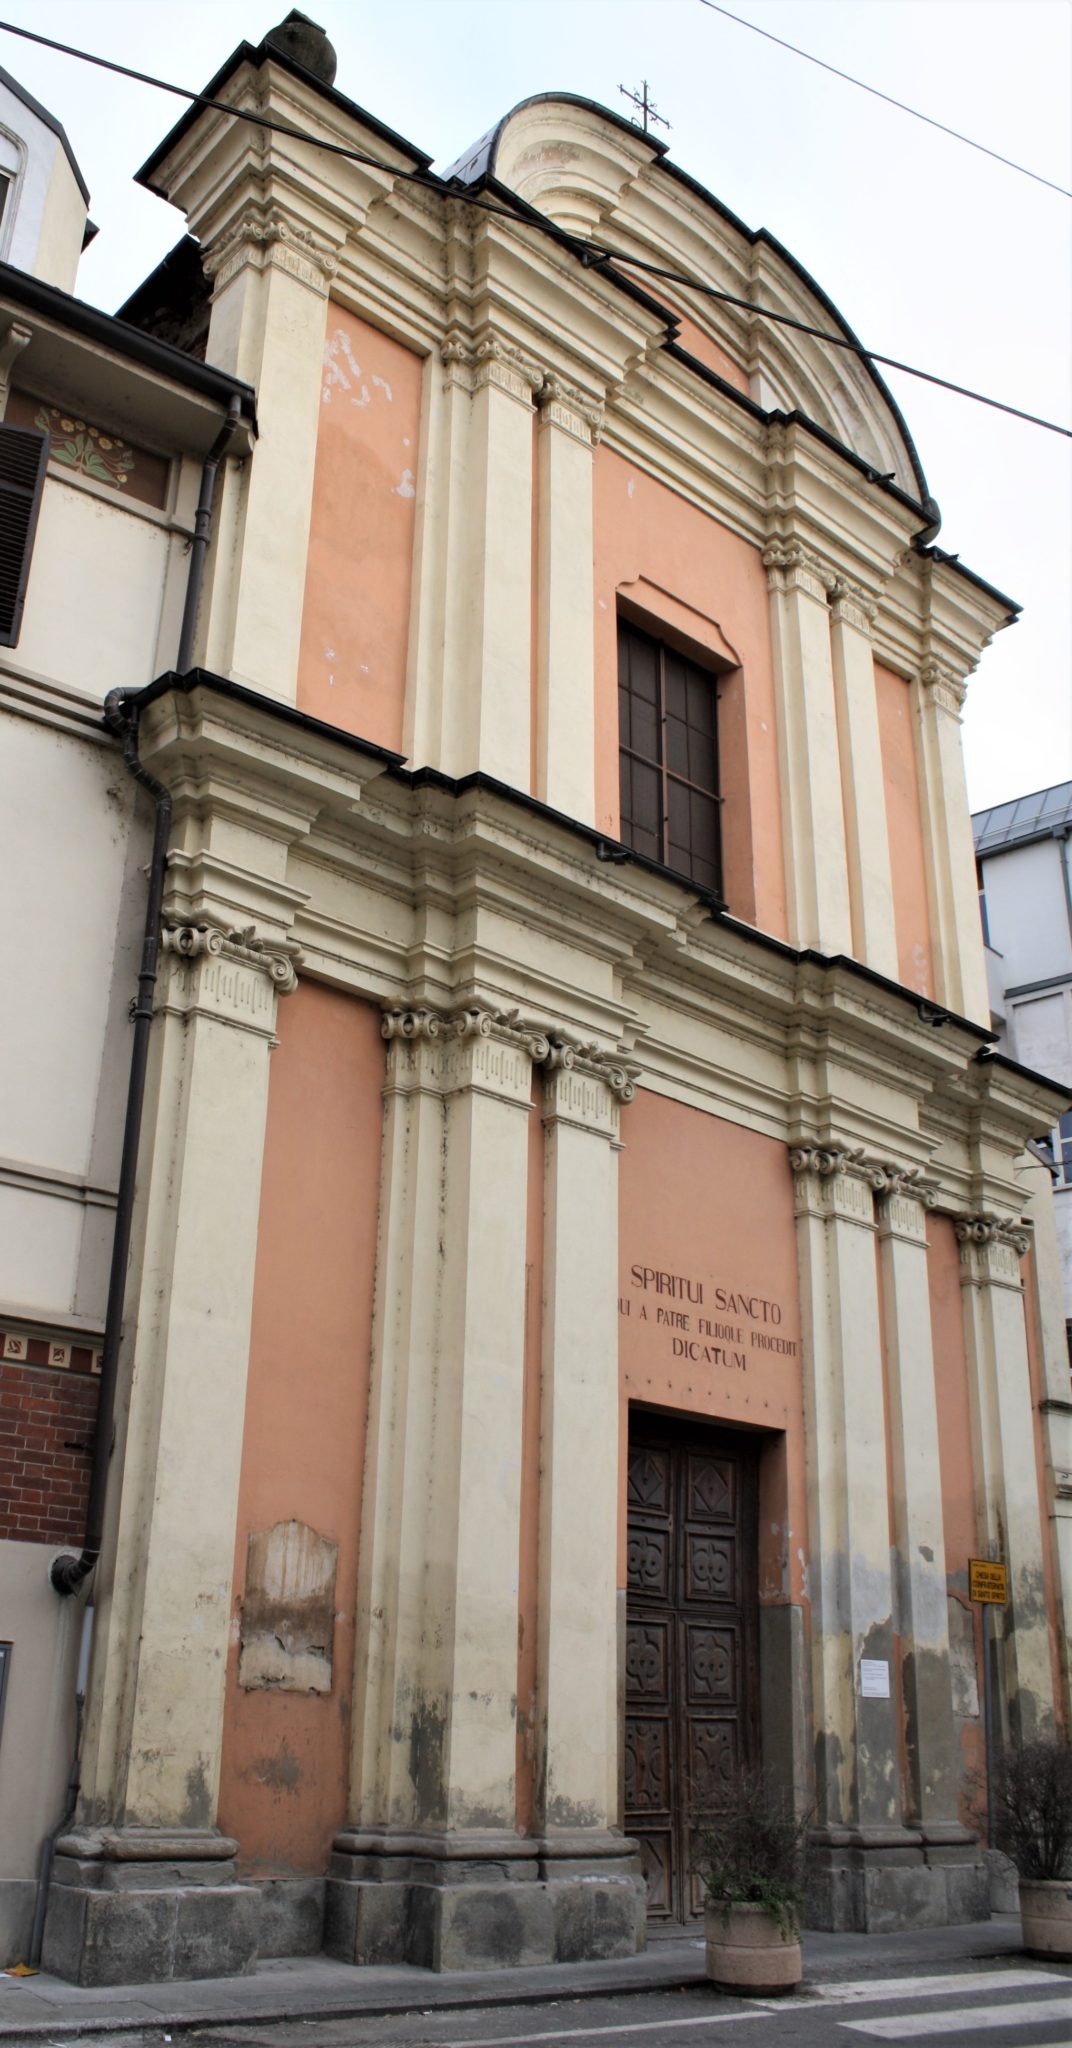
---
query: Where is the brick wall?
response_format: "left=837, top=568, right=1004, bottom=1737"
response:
left=0, top=1348, right=100, bottom=1547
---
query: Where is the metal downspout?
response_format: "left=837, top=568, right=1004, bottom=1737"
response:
left=176, top=395, right=241, bottom=672
left=48, top=699, right=171, bottom=1597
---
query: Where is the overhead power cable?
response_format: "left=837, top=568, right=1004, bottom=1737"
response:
left=1, top=17, right=1069, bottom=440
left=697, top=0, right=1072, bottom=199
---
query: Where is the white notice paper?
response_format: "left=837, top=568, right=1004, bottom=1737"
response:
left=859, top=1658, right=890, bottom=1698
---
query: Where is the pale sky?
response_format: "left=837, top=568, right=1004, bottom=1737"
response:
left=4, top=0, right=1069, bottom=813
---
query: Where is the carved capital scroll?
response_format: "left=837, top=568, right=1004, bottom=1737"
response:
left=762, top=539, right=833, bottom=605
left=202, top=206, right=340, bottom=296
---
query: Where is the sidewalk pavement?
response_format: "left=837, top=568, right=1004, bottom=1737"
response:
left=0, top=1915, right=1030, bottom=2042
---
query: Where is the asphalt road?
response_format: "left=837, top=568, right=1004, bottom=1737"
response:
left=40, top=1957, right=1072, bottom=2048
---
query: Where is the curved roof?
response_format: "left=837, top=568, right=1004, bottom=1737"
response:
left=446, top=91, right=933, bottom=514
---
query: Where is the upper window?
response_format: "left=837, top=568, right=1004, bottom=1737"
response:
left=618, top=617, right=722, bottom=898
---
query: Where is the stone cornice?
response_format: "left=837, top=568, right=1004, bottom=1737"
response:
left=127, top=679, right=1047, bottom=1194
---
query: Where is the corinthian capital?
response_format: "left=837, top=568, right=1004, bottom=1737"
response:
left=827, top=578, right=877, bottom=635
left=537, top=373, right=604, bottom=445
left=202, top=205, right=340, bottom=295
left=441, top=330, right=543, bottom=406
left=918, top=658, right=969, bottom=715
left=762, top=539, right=832, bottom=604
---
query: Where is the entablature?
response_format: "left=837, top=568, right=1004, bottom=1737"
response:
left=128, top=656, right=1037, bottom=1221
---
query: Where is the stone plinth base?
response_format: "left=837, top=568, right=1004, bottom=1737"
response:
left=325, top=1828, right=645, bottom=1971
left=42, top=1829, right=258, bottom=1986
left=805, top=1824, right=990, bottom=1933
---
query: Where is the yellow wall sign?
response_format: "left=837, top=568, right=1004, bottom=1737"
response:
left=969, top=1558, right=1008, bottom=1605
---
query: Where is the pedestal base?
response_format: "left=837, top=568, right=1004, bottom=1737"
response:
left=42, top=1830, right=259, bottom=1986
left=805, top=1824, right=990, bottom=1933
left=325, top=1828, right=645, bottom=1971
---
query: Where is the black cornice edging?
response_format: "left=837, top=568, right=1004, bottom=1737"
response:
left=0, top=264, right=257, bottom=421
left=132, top=668, right=407, bottom=766
left=974, top=1047, right=1072, bottom=1105
left=135, top=38, right=433, bottom=191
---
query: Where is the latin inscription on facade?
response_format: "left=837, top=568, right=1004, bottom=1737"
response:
left=619, top=1262, right=798, bottom=1373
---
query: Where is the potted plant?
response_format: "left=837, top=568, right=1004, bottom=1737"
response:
left=693, top=1765, right=810, bottom=1995
left=993, top=1737, right=1072, bottom=1958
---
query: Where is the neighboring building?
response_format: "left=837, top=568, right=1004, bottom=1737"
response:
left=974, top=781, right=1072, bottom=1352
left=1, top=10, right=1070, bottom=1987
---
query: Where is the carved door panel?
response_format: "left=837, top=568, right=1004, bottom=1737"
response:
left=625, top=1415, right=759, bottom=1924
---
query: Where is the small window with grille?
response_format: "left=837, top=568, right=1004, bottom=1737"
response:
left=618, top=616, right=723, bottom=898
left=0, top=421, right=49, bottom=647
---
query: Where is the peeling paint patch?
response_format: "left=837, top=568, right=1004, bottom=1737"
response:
left=393, top=469, right=416, bottom=499
left=323, top=328, right=359, bottom=401
left=239, top=1519, right=338, bottom=1693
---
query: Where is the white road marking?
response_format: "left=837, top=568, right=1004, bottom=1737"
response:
left=840, top=1994, right=1072, bottom=2037
left=799, top=1968, right=1068, bottom=2005
left=441, top=2010, right=770, bottom=2048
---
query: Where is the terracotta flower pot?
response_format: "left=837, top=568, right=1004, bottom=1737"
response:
left=704, top=1900, right=802, bottom=1995
left=1020, top=1877, right=1072, bottom=1959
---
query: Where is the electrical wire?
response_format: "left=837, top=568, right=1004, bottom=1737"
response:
left=697, top=0, right=1072, bottom=200
left=1, top=16, right=1068, bottom=439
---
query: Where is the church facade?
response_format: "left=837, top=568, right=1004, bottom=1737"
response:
left=1, top=14, right=1069, bottom=1985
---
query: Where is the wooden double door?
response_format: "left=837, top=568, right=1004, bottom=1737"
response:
left=624, top=1412, right=760, bottom=1923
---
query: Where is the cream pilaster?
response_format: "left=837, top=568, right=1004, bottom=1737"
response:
left=1019, top=1152, right=1072, bottom=1727
left=790, top=1148, right=900, bottom=1830
left=434, top=336, right=539, bottom=790
left=536, top=1047, right=633, bottom=1837
left=76, top=923, right=300, bottom=1837
left=195, top=211, right=336, bottom=697
left=828, top=584, right=898, bottom=981
left=534, top=380, right=601, bottom=825
left=876, top=1180, right=961, bottom=1826
left=957, top=1214, right=1055, bottom=1740
left=913, top=663, right=989, bottom=1025
left=347, top=1005, right=537, bottom=1837
left=764, top=545, right=852, bottom=956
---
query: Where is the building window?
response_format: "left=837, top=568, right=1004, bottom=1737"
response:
left=1055, top=1111, right=1072, bottom=1189
left=618, top=618, right=722, bottom=897
left=0, top=423, right=49, bottom=647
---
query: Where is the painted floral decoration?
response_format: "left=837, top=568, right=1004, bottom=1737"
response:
left=35, top=406, right=135, bottom=489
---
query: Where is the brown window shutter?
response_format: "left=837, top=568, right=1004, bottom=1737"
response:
left=0, top=423, right=49, bottom=648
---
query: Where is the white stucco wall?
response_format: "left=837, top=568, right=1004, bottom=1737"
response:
left=16, top=482, right=176, bottom=701
left=0, top=80, right=86, bottom=291
left=981, top=838, right=1072, bottom=995
left=0, top=1548, right=89, bottom=1963
left=0, top=717, right=149, bottom=1326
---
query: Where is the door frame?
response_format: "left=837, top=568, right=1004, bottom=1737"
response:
left=623, top=1404, right=763, bottom=1924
